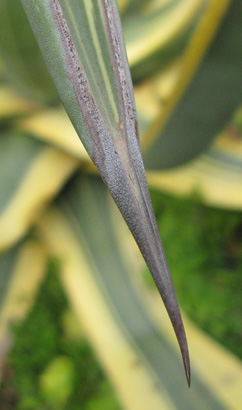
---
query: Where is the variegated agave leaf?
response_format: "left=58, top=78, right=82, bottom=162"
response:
left=123, top=0, right=205, bottom=81
left=0, top=0, right=58, bottom=103
left=143, top=0, right=242, bottom=169
left=21, top=0, right=190, bottom=384
left=0, top=131, right=78, bottom=252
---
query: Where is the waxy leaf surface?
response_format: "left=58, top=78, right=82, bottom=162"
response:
left=21, top=0, right=190, bottom=383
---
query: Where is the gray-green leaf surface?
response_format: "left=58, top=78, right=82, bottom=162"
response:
left=21, top=0, right=190, bottom=383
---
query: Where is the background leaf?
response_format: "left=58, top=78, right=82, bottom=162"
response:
left=0, top=0, right=58, bottom=103
left=37, top=172, right=242, bottom=410
left=17, top=107, right=90, bottom=160
left=123, top=0, right=205, bottom=81
left=143, top=0, right=242, bottom=169
left=0, top=84, right=37, bottom=123
left=0, top=131, right=78, bottom=251
left=147, top=121, right=242, bottom=209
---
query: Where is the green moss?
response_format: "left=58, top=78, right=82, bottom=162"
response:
left=85, top=380, right=122, bottom=410
left=7, top=259, right=121, bottom=410
left=39, top=356, right=75, bottom=408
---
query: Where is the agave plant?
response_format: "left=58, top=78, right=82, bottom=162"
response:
left=0, top=0, right=242, bottom=408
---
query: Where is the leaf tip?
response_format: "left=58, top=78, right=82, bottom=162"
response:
left=176, top=317, right=191, bottom=387
left=166, top=303, right=190, bottom=387
left=183, top=351, right=191, bottom=388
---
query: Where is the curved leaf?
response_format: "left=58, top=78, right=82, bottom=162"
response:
left=143, top=0, right=242, bottom=169
left=22, top=0, right=190, bottom=383
left=0, top=84, right=37, bottom=123
left=135, top=58, right=184, bottom=134
left=0, top=132, right=78, bottom=251
left=0, top=0, right=58, bottom=103
left=119, top=0, right=147, bottom=16
left=117, top=0, right=132, bottom=14
left=123, top=0, right=205, bottom=81
left=147, top=124, right=242, bottom=209
left=18, top=107, right=89, bottom=160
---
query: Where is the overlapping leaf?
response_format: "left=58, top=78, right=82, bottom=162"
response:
left=147, top=125, right=242, bottom=209
left=143, top=0, right=242, bottom=169
left=0, top=0, right=58, bottom=103
left=117, top=0, right=132, bottom=14
left=0, top=131, right=78, bottom=251
left=123, top=0, right=205, bottom=81
left=17, top=107, right=90, bottom=160
left=0, top=85, right=37, bottom=123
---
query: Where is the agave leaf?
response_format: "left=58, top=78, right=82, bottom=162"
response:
left=0, top=131, right=79, bottom=251
left=17, top=58, right=182, bottom=157
left=0, top=84, right=38, bottom=123
left=135, top=58, right=184, bottom=134
left=17, top=107, right=90, bottom=160
left=147, top=124, right=242, bottom=210
left=37, top=172, right=242, bottom=409
left=117, top=0, right=132, bottom=14
left=21, top=0, right=190, bottom=383
left=123, top=0, right=205, bottom=81
left=120, top=0, right=150, bottom=16
left=143, top=0, right=242, bottom=169
left=0, top=239, right=47, bottom=375
left=0, top=0, right=58, bottom=103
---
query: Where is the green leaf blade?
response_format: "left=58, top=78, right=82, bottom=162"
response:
left=58, top=0, right=120, bottom=134
left=0, top=0, right=58, bottom=103
left=124, top=0, right=205, bottom=81
left=0, top=131, right=78, bottom=252
left=143, top=0, right=242, bottom=169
